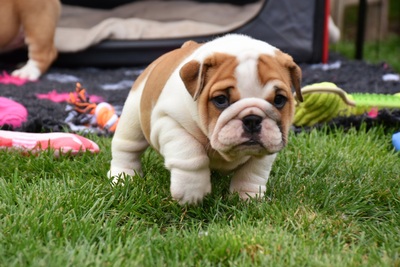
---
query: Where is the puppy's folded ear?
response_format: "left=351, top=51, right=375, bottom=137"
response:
left=287, top=60, right=303, bottom=102
left=180, top=53, right=236, bottom=101
left=179, top=60, right=205, bottom=101
left=278, top=52, right=303, bottom=102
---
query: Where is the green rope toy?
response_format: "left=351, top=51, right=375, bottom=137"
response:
left=294, top=82, right=400, bottom=127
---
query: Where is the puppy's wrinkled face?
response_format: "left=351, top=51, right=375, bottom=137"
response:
left=180, top=51, right=302, bottom=160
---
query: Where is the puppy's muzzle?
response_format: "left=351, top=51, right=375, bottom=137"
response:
left=242, top=115, right=262, bottom=134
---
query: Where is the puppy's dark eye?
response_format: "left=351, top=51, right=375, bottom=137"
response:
left=211, top=95, right=229, bottom=109
left=273, top=95, right=287, bottom=109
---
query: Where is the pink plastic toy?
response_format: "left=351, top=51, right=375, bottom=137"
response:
left=0, top=130, right=100, bottom=156
left=0, top=97, right=28, bottom=128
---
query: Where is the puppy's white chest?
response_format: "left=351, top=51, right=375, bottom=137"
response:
left=208, top=151, right=251, bottom=172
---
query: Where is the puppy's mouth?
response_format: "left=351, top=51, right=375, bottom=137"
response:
left=235, top=133, right=284, bottom=155
left=240, top=136, right=264, bottom=147
left=233, top=136, right=267, bottom=155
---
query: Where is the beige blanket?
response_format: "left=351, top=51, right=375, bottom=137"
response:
left=55, top=1, right=263, bottom=52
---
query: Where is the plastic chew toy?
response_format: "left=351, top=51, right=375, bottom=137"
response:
left=294, top=82, right=400, bottom=127
left=0, top=97, right=28, bottom=128
left=0, top=130, right=100, bottom=156
left=392, top=132, right=400, bottom=151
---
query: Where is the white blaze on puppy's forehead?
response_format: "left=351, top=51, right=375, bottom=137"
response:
left=209, top=34, right=277, bottom=55
left=234, top=51, right=285, bottom=99
left=234, top=52, right=263, bottom=98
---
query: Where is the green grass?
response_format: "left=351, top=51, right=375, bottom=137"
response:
left=1, top=126, right=399, bottom=266
left=331, top=34, right=400, bottom=72
left=331, top=0, right=400, bottom=72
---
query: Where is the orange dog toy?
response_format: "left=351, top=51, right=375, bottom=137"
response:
left=66, top=83, right=119, bottom=133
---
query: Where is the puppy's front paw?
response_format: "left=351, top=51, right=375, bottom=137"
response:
left=11, top=60, right=41, bottom=81
left=234, top=189, right=265, bottom=201
left=108, top=167, right=141, bottom=186
left=170, top=168, right=211, bottom=205
left=230, top=181, right=266, bottom=201
left=229, top=155, right=274, bottom=202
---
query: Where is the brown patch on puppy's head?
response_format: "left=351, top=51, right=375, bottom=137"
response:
left=180, top=53, right=238, bottom=131
left=180, top=53, right=238, bottom=100
left=274, top=51, right=302, bottom=102
left=256, top=51, right=302, bottom=142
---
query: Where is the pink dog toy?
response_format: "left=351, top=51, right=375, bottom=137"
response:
left=0, top=97, right=28, bottom=128
left=0, top=130, right=100, bottom=156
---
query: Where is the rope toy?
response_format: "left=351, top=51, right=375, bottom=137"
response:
left=65, top=83, right=119, bottom=134
left=294, top=82, right=400, bottom=127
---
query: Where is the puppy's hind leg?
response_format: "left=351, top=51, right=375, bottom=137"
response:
left=12, top=0, right=60, bottom=80
left=108, top=89, right=148, bottom=184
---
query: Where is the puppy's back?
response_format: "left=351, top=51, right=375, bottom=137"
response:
left=139, top=41, right=203, bottom=142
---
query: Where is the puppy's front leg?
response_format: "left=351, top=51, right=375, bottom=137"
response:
left=229, top=154, right=277, bottom=200
left=109, top=90, right=148, bottom=183
left=169, top=167, right=211, bottom=205
left=157, top=124, right=211, bottom=205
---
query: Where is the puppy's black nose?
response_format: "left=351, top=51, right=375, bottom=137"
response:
left=242, top=115, right=262, bottom=134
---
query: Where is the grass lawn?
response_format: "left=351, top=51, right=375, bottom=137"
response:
left=1, top=125, right=399, bottom=266
left=331, top=0, right=400, bottom=72
left=331, top=34, right=400, bottom=72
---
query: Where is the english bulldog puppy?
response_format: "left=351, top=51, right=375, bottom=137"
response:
left=109, top=34, right=303, bottom=205
left=0, top=0, right=60, bottom=80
